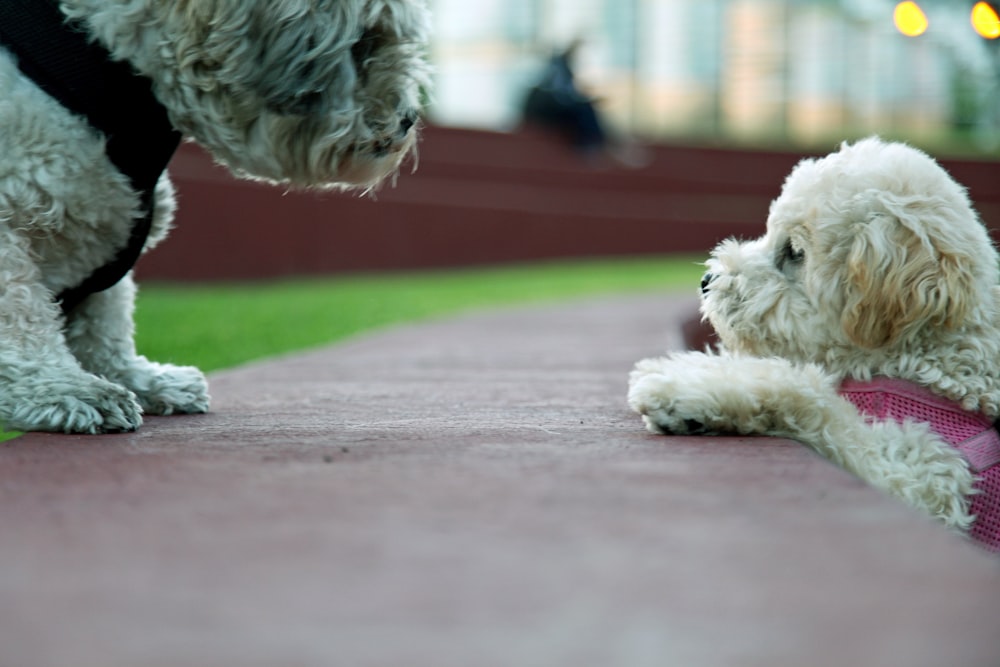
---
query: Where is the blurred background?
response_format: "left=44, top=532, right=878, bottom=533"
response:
left=428, top=0, right=1000, bottom=151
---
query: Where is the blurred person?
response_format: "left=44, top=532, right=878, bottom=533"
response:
left=522, top=38, right=646, bottom=167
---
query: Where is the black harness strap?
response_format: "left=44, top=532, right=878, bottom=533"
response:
left=0, top=0, right=181, bottom=313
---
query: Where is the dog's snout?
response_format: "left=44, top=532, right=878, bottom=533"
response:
left=701, top=272, right=715, bottom=294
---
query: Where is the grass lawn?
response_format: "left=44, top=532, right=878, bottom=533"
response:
left=1, top=255, right=706, bottom=441
left=133, top=256, right=706, bottom=372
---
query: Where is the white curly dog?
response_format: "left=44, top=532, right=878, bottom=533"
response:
left=0, top=0, right=430, bottom=434
left=629, top=138, right=1000, bottom=551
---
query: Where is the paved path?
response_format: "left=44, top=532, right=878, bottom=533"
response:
left=2, top=294, right=998, bottom=667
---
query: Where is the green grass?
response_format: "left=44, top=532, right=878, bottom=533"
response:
left=134, top=256, right=706, bottom=372
left=1, top=256, right=706, bottom=441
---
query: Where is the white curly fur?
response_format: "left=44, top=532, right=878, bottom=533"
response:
left=629, top=137, right=1000, bottom=533
left=0, top=0, right=430, bottom=433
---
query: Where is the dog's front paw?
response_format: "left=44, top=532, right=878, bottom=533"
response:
left=119, top=361, right=210, bottom=416
left=2, top=374, right=143, bottom=434
left=628, top=371, right=717, bottom=436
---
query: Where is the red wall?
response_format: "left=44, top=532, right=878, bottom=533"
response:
left=136, top=126, right=1000, bottom=282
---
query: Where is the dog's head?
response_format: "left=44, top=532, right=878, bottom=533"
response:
left=65, top=0, right=431, bottom=189
left=701, top=137, right=997, bottom=362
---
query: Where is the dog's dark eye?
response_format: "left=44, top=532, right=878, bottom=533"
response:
left=777, top=240, right=805, bottom=270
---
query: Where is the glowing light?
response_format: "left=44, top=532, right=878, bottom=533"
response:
left=972, top=2, right=1000, bottom=39
left=893, top=1, right=929, bottom=37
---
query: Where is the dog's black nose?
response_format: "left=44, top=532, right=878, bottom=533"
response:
left=399, top=113, right=417, bottom=136
left=701, top=273, right=714, bottom=294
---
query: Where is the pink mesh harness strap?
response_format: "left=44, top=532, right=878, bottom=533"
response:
left=959, top=430, right=1000, bottom=474
left=838, top=377, right=1000, bottom=552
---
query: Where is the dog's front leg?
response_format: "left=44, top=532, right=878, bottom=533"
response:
left=628, top=351, right=975, bottom=529
left=0, top=232, right=142, bottom=433
left=63, top=274, right=210, bottom=418
left=628, top=351, right=839, bottom=438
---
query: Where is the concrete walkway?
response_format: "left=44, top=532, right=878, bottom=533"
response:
left=2, top=293, right=998, bottom=667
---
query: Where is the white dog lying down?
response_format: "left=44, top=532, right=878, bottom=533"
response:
left=0, top=0, right=429, bottom=434
left=629, top=138, right=1000, bottom=552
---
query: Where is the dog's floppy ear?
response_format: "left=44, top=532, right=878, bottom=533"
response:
left=842, top=205, right=974, bottom=348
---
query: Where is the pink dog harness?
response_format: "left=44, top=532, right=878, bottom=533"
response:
left=838, top=377, right=1000, bottom=551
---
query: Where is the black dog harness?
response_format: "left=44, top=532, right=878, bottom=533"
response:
left=0, top=0, right=181, bottom=313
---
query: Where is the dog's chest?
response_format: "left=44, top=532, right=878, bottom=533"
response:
left=0, top=59, right=139, bottom=283
left=28, top=189, right=141, bottom=294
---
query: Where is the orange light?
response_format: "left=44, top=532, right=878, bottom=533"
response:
left=972, top=2, right=1000, bottom=39
left=894, top=1, right=929, bottom=36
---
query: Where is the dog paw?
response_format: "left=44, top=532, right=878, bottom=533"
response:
left=2, top=375, right=143, bottom=434
left=681, top=418, right=709, bottom=434
left=120, top=362, right=210, bottom=416
left=628, top=372, right=717, bottom=435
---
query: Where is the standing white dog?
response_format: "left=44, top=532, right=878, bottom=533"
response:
left=0, top=0, right=430, bottom=434
left=629, top=138, right=1000, bottom=551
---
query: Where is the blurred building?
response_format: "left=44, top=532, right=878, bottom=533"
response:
left=426, top=0, right=1000, bottom=150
